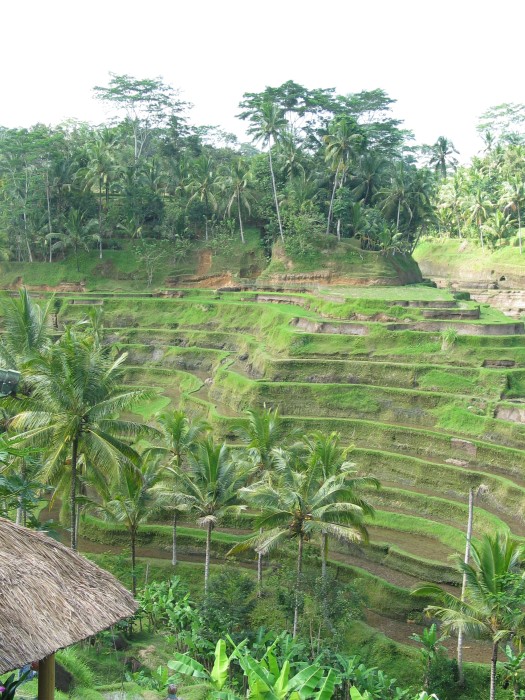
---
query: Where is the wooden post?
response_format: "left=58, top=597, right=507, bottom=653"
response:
left=38, top=653, right=55, bottom=700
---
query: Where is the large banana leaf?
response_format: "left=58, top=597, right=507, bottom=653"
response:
left=273, top=659, right=291, bottom=699
left=286, top=665, right=324, bottom=699
left=168, top=653, right=209, bottom=680
left=313, top=669, right=337, bottom=700
left=211, top=639, right=230, bottom=690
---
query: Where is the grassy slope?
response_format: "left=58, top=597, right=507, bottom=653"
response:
left=5, top=248, right=524, bottom=698
left=414, top=238, right=525, bottom=283
left=0, top=230, right=424, bottom=291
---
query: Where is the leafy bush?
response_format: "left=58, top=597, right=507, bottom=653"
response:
left=199, top=569, right=256, bottom=642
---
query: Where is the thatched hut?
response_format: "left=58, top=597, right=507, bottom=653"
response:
left=0, top=517, right=137, bottom=699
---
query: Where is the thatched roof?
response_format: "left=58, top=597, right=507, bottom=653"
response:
left=0, top=518, right=137, bottom=673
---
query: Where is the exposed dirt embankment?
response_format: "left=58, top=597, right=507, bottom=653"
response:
left=7, top=277, right=86, bottom=293
left=414, top=240, right=525, bottom=317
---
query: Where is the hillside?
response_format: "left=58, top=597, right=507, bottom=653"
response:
left=414, top=239, right=525, bottom=317
left=47, top=283, right=525, bottom=675
left=0, top=232, right=421, bottom=293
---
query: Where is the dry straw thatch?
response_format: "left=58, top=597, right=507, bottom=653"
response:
left=0, top=517, right=137, bottom=673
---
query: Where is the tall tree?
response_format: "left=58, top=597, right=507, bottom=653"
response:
left=152, top=410, right=209, bottom=566
left=302, top=431, right=378, bottom=578
left=231, top=450, right=373, bottom=637
left=324, top=116, right=364, bottom=236
left=240, top=100, right=287, bottom=241
left=93, top=73, right=188, bottom=164
left=0, top=289, right=52, bottom=370
left=176, top=438, right=252, bottom=593
left=218, top=157, right=254, bottom=243
left=96, top=452, right=162, bottom=595
left=10, top=329, right=157, bottom=550
left=414, top=533, right=525, bottom=700
left=425, top=136, right=459, bottom=178
left=500, top=177, right=525, bottom=253
left=234, top=406, right=292, bottom=589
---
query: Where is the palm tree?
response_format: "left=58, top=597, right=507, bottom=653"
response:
left=414, top=533, right=525, bottom=700
left=465, top=186, right=492, bottom=251
left=187, top=155, right=219, bottom=240
left=234, top=406, right=293, bottom=590
left=500, top=177, right=525, bottom=253
left=47, top=209, right=99, bottom=271
left=96, top=452, right=163, bottom=596
left=234, top=406, right=289, bottom=472
left=151, top=410, right=210, bottom=566
left=231, top=451, right=373, bottom=637
left=176, top=438, right=252, bottom=593
left=218, top=157, right=254, bottom=244
left=10, top=329, right=158, bottom=551
left=245, top=100, right=287, bottom=242
left=379, top=162, right=413, bottom=234
left=426, top=136, right=459, bottom=179
left=0, top=289, right=52, bottom=370
left=324, top=117, right=364, bottom=236
left=302, top=431, right=379, bottom=578
left=78, top=130, right=119, bottom=259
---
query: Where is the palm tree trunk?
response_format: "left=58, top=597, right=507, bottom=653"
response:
left=204, top=522, right=212, bottom=595
left=257, top=527, right=263, bottom=596
left=237, top=192, right=245, bottom=244
left=16, top=459, right=27, bottom=526
left=479, top=222, right=485, bottom=251
left=518, top=203, right=522, bottom=255
left=131, top=528, right=137, bottom=597
left=457, top=487, right=474, bottom=685
left=321, top=531, right=328, bottom=579
left=98, top=184, right=103, bottom=259
left=70, top=437, right=79, bottom=551
left=490, top=640, right=498, bottom=700
left=268, top=147, right=284, bottom=242
left=326, top=169, right=339, bottom=235
left=46, top=171, right=53, bottom=262
left=172, top=512, right=177, bottom=566
left=293, top=532, right=304, bottom=638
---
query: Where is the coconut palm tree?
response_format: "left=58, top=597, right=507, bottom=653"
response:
left=47, top=208, right=99, bottom=271
left=230, top=450, right=373, bottom=637
left=151, top=410, right=210, bottom=566
left=218, top=157, right=254, bottom=244
left=324, top=116, right=364, bottom=236
left=245, top=100, right=287, bottom=241
left=465, top=185, right=492, bottom=251
left=414, top=533, right=525, bottom=700
left=187, top=155, right=219, bottom=240
left=0, top=289, right=52, bottom=370
left=96, top=452, right=163, bottom=596
left=500, top=177, right=525, bottom=253
left=177, top=437, right=252, bottom=594
left=234, top=406, right=290, bottom=472
left=10, top=328, right=158, bottom=551
left=426, top=136, right=459, bottom=178
left=234, top=406, right=294, bottom=590
left=78, top=130, right=119, bottom=259
left=302, top=431, right=379, bottom=578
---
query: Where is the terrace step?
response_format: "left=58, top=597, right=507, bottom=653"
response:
left=385, top=321, right=524, bottom=335
left=290, top=317, right=369, bottom=335
left=421, top=307, right=480, bottom=320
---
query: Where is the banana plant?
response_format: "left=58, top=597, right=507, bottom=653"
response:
left=231, top=641, right=337, bottom=700
left=168, top=638, right=246, bottom=698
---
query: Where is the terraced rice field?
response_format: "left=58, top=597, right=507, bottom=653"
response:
left=58, top=286, right=525, bottom=657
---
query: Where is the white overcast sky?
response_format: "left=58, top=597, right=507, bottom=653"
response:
left=1, top=0, right=523, bottom=162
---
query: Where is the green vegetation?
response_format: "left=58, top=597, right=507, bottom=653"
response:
left=2, top=276, right=525, bottom=700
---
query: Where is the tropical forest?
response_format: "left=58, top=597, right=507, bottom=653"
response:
left=2, top=76, right=525, bottom=700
